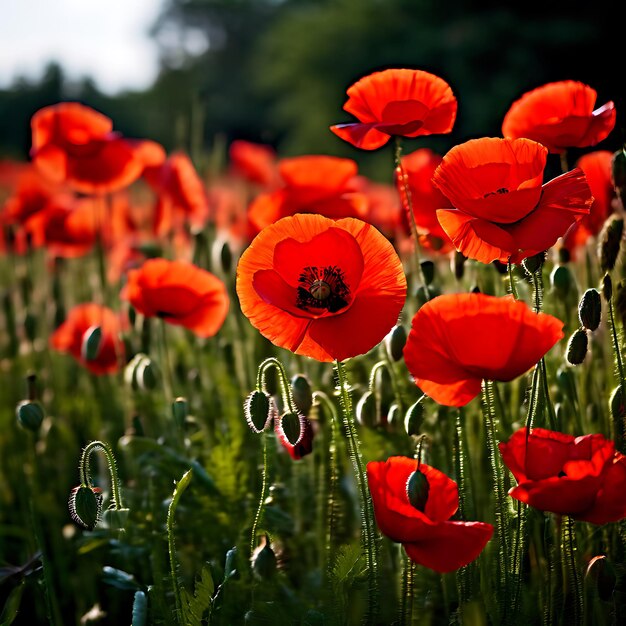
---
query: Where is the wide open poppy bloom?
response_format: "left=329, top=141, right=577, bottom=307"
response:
left=31, top=102, right=165, bottom=195
left=432, top=137, right=593, bottom=264
left=561, top=151, right=617, bottom=255
left=403, top=293, right=564, bottom=407
left=121, top=258, right=229, bottom=338
left=247, top=155, right=368, bottom=234
left=236, top=213, right=407, bottom=362
left=501, top=81, right=616, bottom=154
left=330, top=69, right=457, bottom=150
left=367, top=456, right=493, bottom=572
left=499, top=428, right=626, bottom=525
left=50, top=303, right=126, bottom=375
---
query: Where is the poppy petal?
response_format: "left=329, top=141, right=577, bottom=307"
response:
left=330, top=123, right=390, bottom=150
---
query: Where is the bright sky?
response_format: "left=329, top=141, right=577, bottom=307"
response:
left=0, top=0, right=165, bottom=94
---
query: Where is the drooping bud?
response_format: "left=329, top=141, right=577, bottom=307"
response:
left=385, top=324, right=407, bottom=362
left=578, top=289, right=602, bottom=331
left=278, top=412, right=301, bottom=445
left=244, top=390, right=274, bottom=433
left=522, top=251, right=546, bottom=276
left=599, top=216, right=624, bottom=273
left=420, top=260, right=435, bottom=286
left=16, top=399, right=45, bottom=432
left=566, top=329, right=588, bottom=365
left=212, top=238, right=234, bottom=274
left=291, top=374, right=313, bottom=415
left=404, top=400, right=424, bottom=437
left=250, top=534, right=277, bottom=580
left=81, top=325, right=102, bottom=362
left=585, top=555, right=617, bottom=602
left=136, top=356, right=160, bottom=391
left=356, top=391, right=378, bottom=428
left=275, top=413, right=314, bottom=460
left=69, top=485, right=103, bottom=530
left=550, top=265, right=574, bottom=299
left=602, top=273, right=613, bottom=302
left=406, top=468, right=430, bottom=512
left=454, top=251, right=466, bottom=280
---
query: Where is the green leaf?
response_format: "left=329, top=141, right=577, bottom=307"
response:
left=0, top=580, right=26, bottom=626
left=182, top=563, right=214, bottom=626
left=102, top=566, right=142, bottom=591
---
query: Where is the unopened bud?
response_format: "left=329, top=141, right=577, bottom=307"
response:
left=522, top=252, right=546, bottom=275
left=291, top=374, right=313, bottom=415
left=566, top=329, right=588, bottom=365
left=420, top=260, right=435, bottom=285
left=356, top=391, right=377, bottom=428
left=16, top=399, right=45, bottom=432
left=387, top=403, right=400, bottom=429
left=250, top=534, right=277, bottom=580
left=454, top=251, right=466, bottom=280
left=585, top=555, right=617, bottom=602
left=602, top=273, right=613, bottom=302
left=406, top=468, right=430, bottom=512
left=81, top=325, right=102, bottom=361
left=385, top=324, right=407, bottom=362
left=551, top=265, right=574, bottom=298
left=615, top=280, right=626, bottom=328
left=212, top=238, right=233, bottom=274
left=578, top=288, right=602, bottom=331
left=244, top=390, right=274, bottom=433
left=599, top=216, right=623, bottom=272
left=404, top=400, right=424, bottom=437
left=610, top=385, right=625, bottom=423
left=69, top=485, right=103, bottom=530
left=277, top=412, right=302, bottom=445
left=611, top=149, right=626, bottom=201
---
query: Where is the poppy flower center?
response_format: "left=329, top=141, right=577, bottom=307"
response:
left=483, top=187, right=509, bottom=198
left=296, top=266, right=350, bottom=313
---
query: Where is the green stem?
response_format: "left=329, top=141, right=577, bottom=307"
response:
left=250, top=432, right=268, bottom=557
left=334, top=360, right=379, bottom=624
left=507, top=262, right=519, bottom=300
left=399, top=550, right=415, bottom=626
left=562, top=516, right=583, bottom=625
left=159, top=319, right=175, bottom=403
left=79, top=440, right=124, bottom=510
left=257, top=357, right=299, bottom=414
left=607, top=296, right=626, bottom=451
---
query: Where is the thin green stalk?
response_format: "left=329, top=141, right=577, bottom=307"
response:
left=250, top=432, right=268, bottom=557
left=562, top=516, right=583, bottom=625
left=159, top=319, right=175, bottom=404
left=334, top=360, right=379, bottom=624
left=79, top=440, right=124, bottom=510
left=507, top=262, right=519, bottom=300
left=399, top=550, right=415, bottom=626
left=607, top=296, right=626, bottom=451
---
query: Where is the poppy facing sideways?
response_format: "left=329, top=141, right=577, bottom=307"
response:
left=499, top=428, right=626, bottom=525
left=236, top=213, right=407, bottom=362
left=367, top=456, right=493, bottom=572
left=501, top=81, right=616, bottom=154
left=432, top=137, right=593, bottom=264
left=121, top=258, right=229, bottom=338
left=331, top=69, right=457, bottom=150
left=403, top=293, right=564, bottom=407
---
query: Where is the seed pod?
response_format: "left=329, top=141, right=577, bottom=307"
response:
left=291, top=374, right=313, bottom=415
left=420, top=260, right=435, bottom=285
left=406, top=469, right=430, bottom=512
left=599, top=216, right=623, bottom=273
left=585, top=555, right=617, bottom=602
left=566, top=329, right=588, bottom=365
left=244, top=390, right=274, bottom=433
left=404, top=399, right=424, bottom=437
left=550, top=265, right=574, bottom=298
left=385, top=324, right=407, bottom=362
left=578, top=288, right=602, bottom=331
left=16, top=400, right=45, bottom=432
left=81, top=325, right=102, bottom=361
left=69, top=485, right=103, bottom=530
left=356, top=391, right=377, bottom=428
left=251, top=534, right=277, bottom=580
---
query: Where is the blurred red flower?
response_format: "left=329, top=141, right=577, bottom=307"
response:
left=331, top=69, right=457, bottom=150
left=561, top=151, right=617, bottom=255
left=247, top=155, right=368, bottom=234
left=236, top=213, right=407, bottom=362
left=500, top=428, right=626, bottom=525
left=50, top=303, right=126, bottom=375
left=229, top=140, right=279, bottom=188
left=351, top=175, right=402, bottom=238
left=121, top=258, right=229, bottom=338
left=367, top=456, right=493, bottom=572
left=31, top=102, right=165, bottom=194
left=403, top=293, right=564, bottom=406
left=502, top=81, right=616, bottom=153
left=432, top=137, right=593, bottom=264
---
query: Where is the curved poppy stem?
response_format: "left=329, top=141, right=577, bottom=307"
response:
left=334, top=360, right=379, bottom=624
left=257, top=356, right=299, bottom=415
left=250, top=431, right=269, bottom=558
left=79, top=440, right=124, bottom=510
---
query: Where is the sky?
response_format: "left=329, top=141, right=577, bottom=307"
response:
left=0, top=0, right=165, bottom=94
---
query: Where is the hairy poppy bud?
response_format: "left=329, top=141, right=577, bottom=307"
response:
left=585, top=555, right=617, bottom=602
left=291, top=374, right=313, bottom=415
left=550, top=265, right=574, bottom=298
left=387, top=403, right=400, bottom=429
left=406, top=468, right=430, bottom=511
left=420, top=260, right=435, bottom=285
left=566, top=329, right=588, bottom=365
left=578, top=289, right=602, bottom=331
left=124, top=353, right=160, bottom=391
left=81, top=325, right=102, bottom=361
left=244, top=390, right=274, bottom=433
left=599, top=216, right=623, bottom=273
left=609, top=385, right=625, bottom=423
left=522, top=251, right=546, bottom=276
left=278, top=412, right=302, bottom=445
left=602, top=273, right=613, bottom=302
left=385, top=324, right=407, bottom=362
left=404, top=399, right=424, bottom=437
left=251, top=534, right=277, bottom=580
left=356, top=391, right=378, bottom=428
left=212, top=238, right=234, bottom=274
left=612, top=149, right=626, bottom=201
left=69, top=485, right=103, bottom=530
left=16, top=399, right=45, bottom=432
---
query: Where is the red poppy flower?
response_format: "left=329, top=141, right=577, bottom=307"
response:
left=229, top=140, right=279, bottom=188
left=50, top=303, right=126, bottom=375
left=561, top=151, right=617, bottom=254
left=398, top=148, right=454, bottom=253
left=352, top=175, right=403, bottom=238
left=432, top=137, right=593, bottom=264
left=236, top=213, right=407, bottom=362
left=31, top=102, right=165, bottom=194
left=330, top=69, right=457, bottom=150
left=501, top=81, right=616, bottom=153
left=143, top=152, right=209, bottom=235
left=121, top=258, right=229, bottom=338
left=247, top=155, right=368, bottom=234
left=367, top=456, right=493, bottom=572
left=403, top=293, right=564, bottom=407
left=499, top=428, right=626, bottom=525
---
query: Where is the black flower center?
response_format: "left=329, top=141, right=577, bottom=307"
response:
left=296, top=266, right=350, bottom=313
left=483, top=187, right=509, bottom=198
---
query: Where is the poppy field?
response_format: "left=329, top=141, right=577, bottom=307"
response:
left=0, top=67, right=625, bottom=626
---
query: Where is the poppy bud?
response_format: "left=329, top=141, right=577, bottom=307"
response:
left=609, top=385, right=625, bottom=423
left=611, top=149, right=626, bottom=201
left=275, top=413, right=314, bottom=460
left=566, top=329, right=588, bottom=365
left=250, top=534, right=277, bottom=580
left=404, top=399, right=424, bottom=437
left=81, top=325, right=102, bottom=361
left=550, top=265, right=574, bottom=298
left=278, top=412, right=302, bottom=445
left=171, top=397, right=188, bottom=428
left=69, top=485, right=103, bottom=530
left=406, top=468, right=430, bottom=511
left=599, top=216, right=623, bottom=273
left=420, top=260, right=435, bottom=285
left=602, top=273, right=613, bottom=302
left=522, top=251, right=546, bottom=276
left=291, top=374, right=313, bottom=415
left=585, top=555, right=617, bottom=602
left=212, top=238, right=234, bottom=274
left=415, top=285, right=440, bottom=309
left=385, top=324, right=408, bottom=362
left=356, top=391, right=378, bottom=428
left=136, top=356, right=160, bottom=391
left=244, top=390, right=274, bottom=433
left=454, top=251, right=466, bottom=279
left=24, top=311, right=37, bottom=343
left=558, top=246, right=571, bottom=264
left=16, top=399, right=45, bottom=432
left=578, top=289, right=602, bottom=331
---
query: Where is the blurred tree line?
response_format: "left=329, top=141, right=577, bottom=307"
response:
left=0, top=0, right=623, bottom=180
